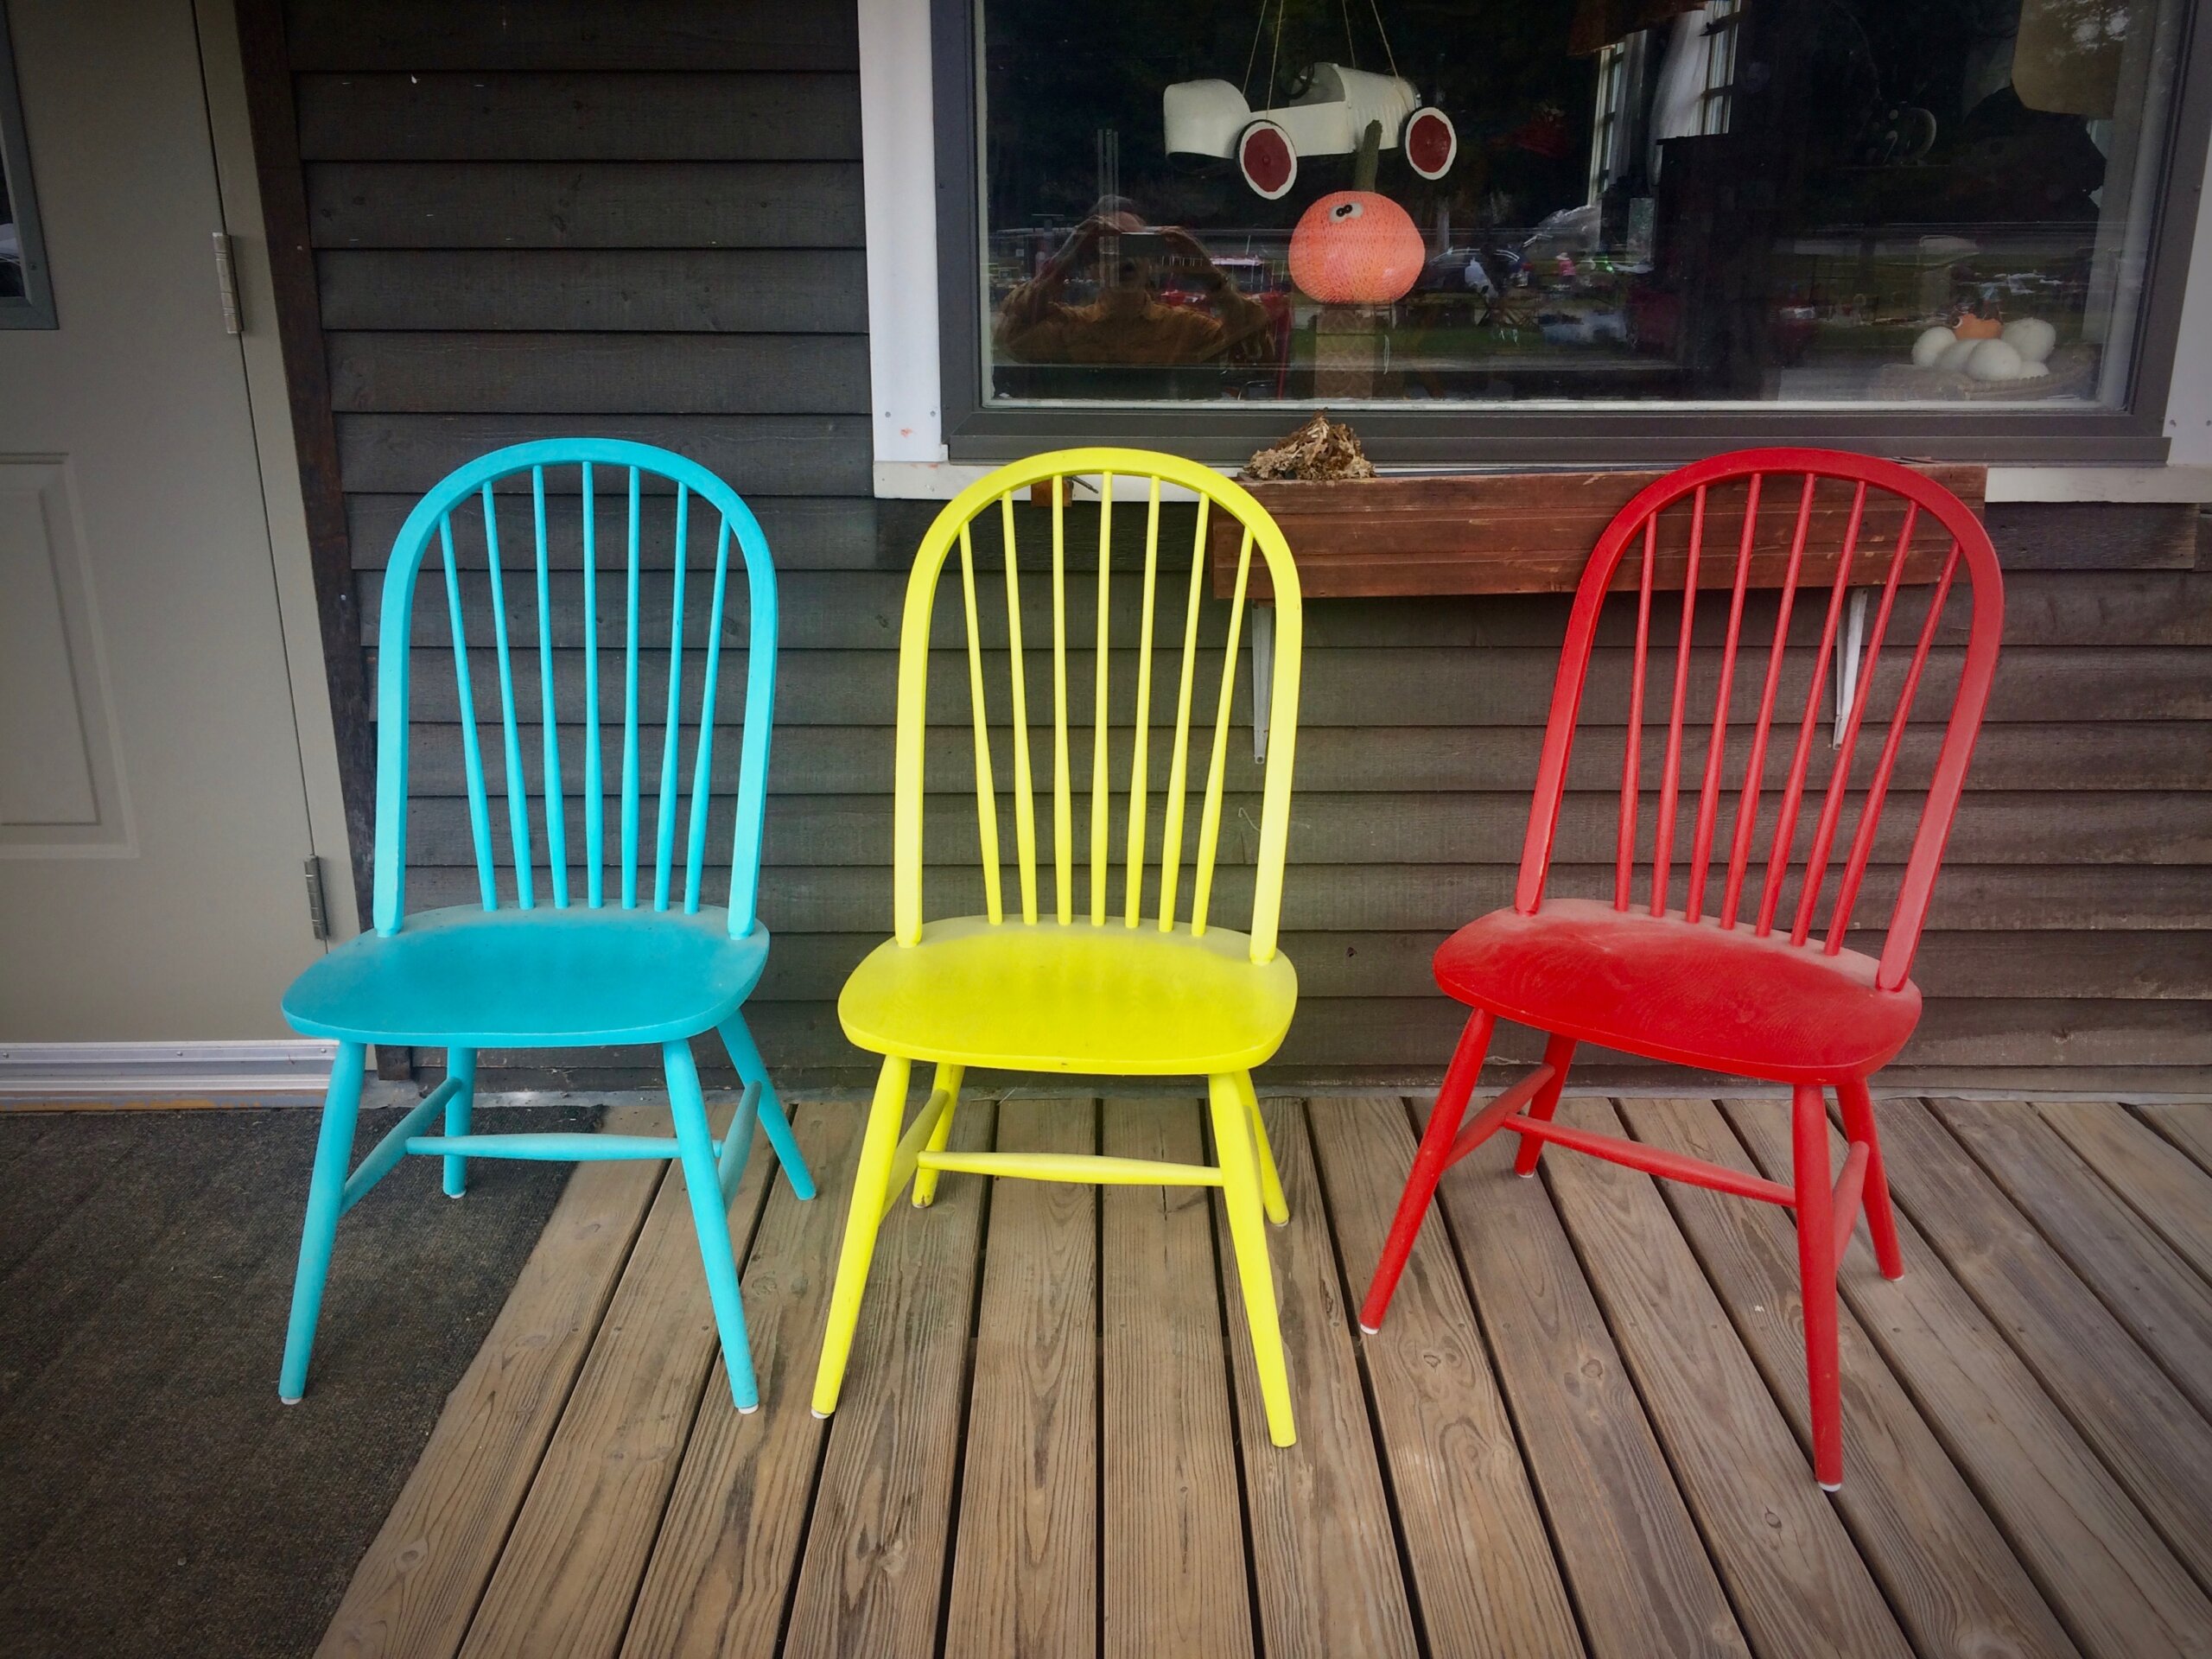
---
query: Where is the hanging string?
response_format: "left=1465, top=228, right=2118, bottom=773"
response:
left=1367, top=0, right=1400, bottom=80
left=1241, top=0, right=1269, bottom=104
left=1341, top=0, right=1357, bottom=67
left=1266, top=0, right=1288, bottom=108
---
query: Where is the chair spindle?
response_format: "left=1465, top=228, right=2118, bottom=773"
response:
left=1649, top=486, right=1706, bottom=916
left=1685, top=475, right=1761, bottom=923
left=652, top=486, right=690, bottom=910
left=531, top=467, right=569, bottom=908
left=582, top=463, right=605, bottom=907
left=683, top=515, right=732, bottom=914
left=1157, top=499, right=1211, bottom=931
left=1616, top=520, right=1656, bottom=912
left=1720, top=474, right=1818, bottom=929
left=1123, top=479, right=1163, bottom=927
left=440, top=516, right=497, bottom=910
left=1001, top=494, right=1039, bottom=925
left=1191, top=526, right=1254, bottom=937
left=958, top=525, right=1005, bottom=925
left=620, top=467, right=643, bottom=908
left=1051, top=482, right=1072, bottom=925
left=480, top=484, right=536, bottom=908
left=1090, top=475, right=1114, bottom=925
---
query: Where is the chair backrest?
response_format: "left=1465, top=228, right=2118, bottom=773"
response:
left=1516, top=448, right=2003, bottom=993
left=371, top=438, right=778, bottom=939
left=893, top=448, right=1303, bottom=963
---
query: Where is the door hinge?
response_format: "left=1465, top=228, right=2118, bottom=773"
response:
left=213, top=232, right=243, bottom=335
left=304, top=855, right=331, bottom=941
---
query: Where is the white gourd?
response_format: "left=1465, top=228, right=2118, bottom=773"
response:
left=2001, top=317, right=2057, bottom=364
left=1966, top=339, right=2025, bottom=382
left=1911, top=325, right=1955, bottom=368
left=1937, top=338, right=1980, bottom=373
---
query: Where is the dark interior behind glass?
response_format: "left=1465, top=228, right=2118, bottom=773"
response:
left=978, top=0, right=2183, bottom=410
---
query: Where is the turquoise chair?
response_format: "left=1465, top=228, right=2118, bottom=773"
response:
left=276, top=438, right=813, bottom=1412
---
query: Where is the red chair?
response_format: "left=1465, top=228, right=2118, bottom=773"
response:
left=1358, top=448, right=2003, bottom=1489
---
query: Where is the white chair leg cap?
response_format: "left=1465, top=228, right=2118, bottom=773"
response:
left=278, top=1394, right=302, bottom=1406
left=811, top=1407, right=831, bottom=1420
left=1819, top=1479, right=1843, bottom=1492
left=1357, top=1322, right=1380, bottom=1336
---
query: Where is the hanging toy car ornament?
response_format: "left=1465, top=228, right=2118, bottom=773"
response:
left=1162, top=3, right=1454, bottom=199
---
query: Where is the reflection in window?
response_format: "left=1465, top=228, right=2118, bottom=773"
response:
left=0, top=3, right=54, bottom=327
left=977, top=0, right=2185, bottom=409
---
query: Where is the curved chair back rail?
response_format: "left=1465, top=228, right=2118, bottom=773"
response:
left=370, top=437, right=779, bottom=938
left=1512, top=448, right=2004, bottom=993
left=893, top=447, right=1304, bottom=962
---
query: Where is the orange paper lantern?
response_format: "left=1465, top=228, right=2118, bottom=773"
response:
left=1955, top=313, right=2001, bottom=340
left=1289, top=190, right=1426, bottom=305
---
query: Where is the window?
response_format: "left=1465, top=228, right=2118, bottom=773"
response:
left=0, top=6, right=54, bottom=329
left=944, top=0, right=2206, bottom=453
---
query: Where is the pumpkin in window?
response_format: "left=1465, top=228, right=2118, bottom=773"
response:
left=1288, top=121, right=1425, bottom=305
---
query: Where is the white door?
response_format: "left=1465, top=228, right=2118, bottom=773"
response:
left=0, top=0, right=324, bottom=1039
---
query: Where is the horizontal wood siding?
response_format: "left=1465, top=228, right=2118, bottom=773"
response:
left=283, top=0, right=2210, bottom=1086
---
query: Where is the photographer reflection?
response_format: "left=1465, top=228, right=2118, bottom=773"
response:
left=995, top=201, right=1273, bottom=372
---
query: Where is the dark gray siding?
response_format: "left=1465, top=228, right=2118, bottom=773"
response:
left=282, top=0, right=2210, bottom=1090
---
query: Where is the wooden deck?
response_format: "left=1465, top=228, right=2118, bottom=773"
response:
left=316, top=1093, right=2212, bottom=1659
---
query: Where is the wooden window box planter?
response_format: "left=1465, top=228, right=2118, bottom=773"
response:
left=1212, top=466, right=1986, bottom=601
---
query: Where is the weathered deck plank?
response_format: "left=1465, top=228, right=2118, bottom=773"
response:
left=1726, top=1100, right=2212, bottom=1659
left=2136, top=1103, right=2212, bottom=1177
left=1424, top=1098, right=1751, bottom=1659
left=1214, top=1101, right=1421, bottom=1659
left=1544, top=1100, right=1913, bottom=1659
left=2038, top=1102, right=2212, bottom=1291
left=322, top=1097, right=2212, bottom=1659
left=1933, top=1099, right=2212, bottom=1421
left=1860, top=1098, right=2212, bottom=1594
left=1619, top=1098, right=2081, bottom=1659
left=1306, top=1096, right=1583, bottom=1659
left=942, top=1097, right=1099, bottom=1659
left=316, top=1104, right=666, bottom=1659
left=1101, top=1097, right=1254, bottom=1659
left=779, top=1098, right=996, bottom=1659
left=616, top=1100, right=859, bottom=1659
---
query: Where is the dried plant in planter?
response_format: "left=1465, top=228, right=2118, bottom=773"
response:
left=1240, top=412, right=1376, bottom=482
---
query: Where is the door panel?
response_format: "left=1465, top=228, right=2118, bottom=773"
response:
left=0, top=0, right=322, bottom=1037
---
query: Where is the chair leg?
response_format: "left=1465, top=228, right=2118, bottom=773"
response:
left=442, top=1047, right=476, bottom=1198
left=717, top=1013, right=814, bottom=1200
left=912, top=1063, right=964, bottom=1208
left=1233, top=1069, right=1289, bottom=1225
left=279, top=1041, right=366, bottom=1403
left=1510, top=1033, right=1578, bottom=1178
left=1211, top=1073, right=1295, bottom=1447
left=1359, top=1009, right=1495, bottom=1332
left=666, top=1038, right=760, bottom=1413
left=1793, top=1084, right=1846, bottom=1490
left=811, top=1053, right=909, bottom=1419
left=1836, top=1076, right=1904, bottom=1281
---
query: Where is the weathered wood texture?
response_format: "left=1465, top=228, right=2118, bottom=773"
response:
left=273, top=0, right=2211, bottom=1084
left=323, top=1096, right=2212, bottom=1659
left=1213, top=466, right=1987, bottom=599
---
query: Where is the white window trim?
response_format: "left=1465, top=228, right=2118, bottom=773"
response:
left=858, top=0, right=2212, bottom=502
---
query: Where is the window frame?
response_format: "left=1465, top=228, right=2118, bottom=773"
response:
left=926, top=0, right=2212, bottom=467
left=0, top=4, right=57, bottom=330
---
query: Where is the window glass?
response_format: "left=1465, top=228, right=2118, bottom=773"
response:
left=976, top=0, right=2187, bottom=409
left=0, top=5, right=54, bottom=328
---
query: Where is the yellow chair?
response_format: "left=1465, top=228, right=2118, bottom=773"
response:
left=811, top=448, right=1305, bottom=1445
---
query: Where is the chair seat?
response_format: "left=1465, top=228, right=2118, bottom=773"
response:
left=1433, top=898, right=1922, bottom=1084
left=282, top=905, right=769, bottom=1047
left=837, top=916, right=1299, bottom=1076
